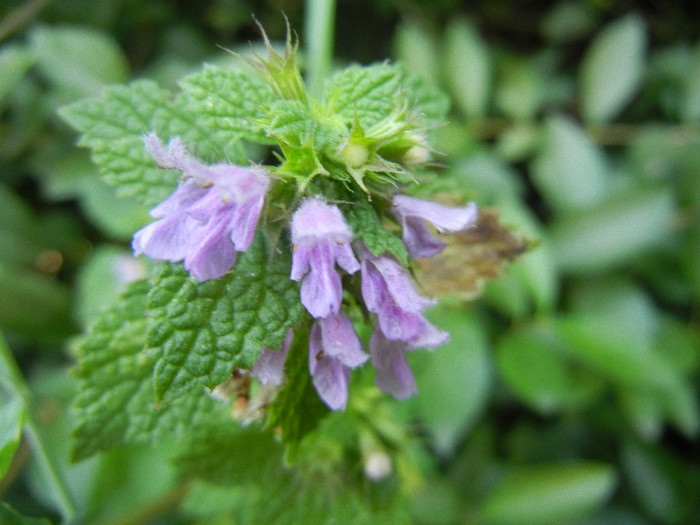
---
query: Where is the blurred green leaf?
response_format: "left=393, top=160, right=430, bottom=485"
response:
left=0, top=262, right=73, bottom=344
left=622, top=440, right=699, bottom=524
left=0, top=503, right=50, bottom=525
left=0, top=378, right=23, bottom=479
left=549, top=186, right=675, bottom=273
left=416, top=306, right=492, bottom=456
left=495, top=57, right=541, bottom=121
left=394, top=23, right=440, bottom=86
left=541, top=1, right=597, bottom=43
left=557, top=315, right=699, bottom=437
left=0, top=45, right=36, bottom=105
left=497, top=323, right=602, bottom=414
left=531, top=115, right=608, bottom=211
left=568, top=279, right=659, bottom=351
left=31, top=147, right=150, bottom=239
left=445, top=18, right=491, bottom=119
left=580, top=15, right=647, bottom=123
left=479, top=462, right=617, bottom=525
left=29, top=25, right=129, bottom=97
left=74, top=246, right=146, bottom=328
left=682, top=42, right=700, bottom=122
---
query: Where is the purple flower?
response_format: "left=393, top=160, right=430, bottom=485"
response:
left=290, top=199, right=360, bottom=318
left=309, top=313, right=368, bottom=410
left=392, top=194, right=477, bottom=258
left=369, top=328, right=417, bottom=399
left=251, top=329, right=294, bottom=386
left=358, top=244, right=448, bottom=349
left=132, top=134, right=269, bottom=281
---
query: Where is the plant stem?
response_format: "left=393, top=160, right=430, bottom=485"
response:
left=0, top=334, right=78, bottom=524
left=305, top=0, right=336, bottom=99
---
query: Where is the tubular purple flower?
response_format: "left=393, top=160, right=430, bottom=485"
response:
left=132, top=134, right=270, bottom=281
left=290, top=198, right=360, bottom=318
left=369, top=328, right=417, bottom=399
left=309, top=313, right=368, bottom=410
left=251, top=329, right=294, bottom=386
left=357, top=243, right=448, bottom=349
left=392, top=194, right=478, bottom=258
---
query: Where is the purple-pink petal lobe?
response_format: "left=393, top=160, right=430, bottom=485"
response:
left=290, top=199, right=360, bottom=318
left=369, top=328, right=418, bottom=399
left=358, top=245, right=448, bottom=349
left=251, top=329, right=294, bottom=386
left=308, top=314, right=367, bottom=410
left=132, top=134, right=270, bottom=281
left=392, top=194, right=478, bottom=258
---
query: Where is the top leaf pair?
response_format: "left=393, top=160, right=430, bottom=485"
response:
left=61, top=25, right=478, bottom=412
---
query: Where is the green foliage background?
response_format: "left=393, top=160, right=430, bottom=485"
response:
left=0, top=1, right=698, bottom=524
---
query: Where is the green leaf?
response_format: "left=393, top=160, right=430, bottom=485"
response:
left=178, top=65, right=276, bottom=145
left=74, top=245, right=146, bottom=328
left=266, top=326, right=329, bottom=448
left=556, top=314, right=699, bottom=437
left=416, top=306, right=492, bottom=456
left=147, top=232, right=305, bottom=401
left=339, top=199, right=409, bottom=266
left=326, top=64, right=404, bottom=129
left=531, top=115, right=608, bottom=211
left=30, top=147, right=150, bottom=239
left=175, top=424, right=283, bottom=484
left=0, top=503, right=51, bottom=525
left=0, top=45, right=36, bottom=105
left=580, top=15, right=647, bottom=123
left=445, top=18, right=492, bottom=119
left=549, top=186, right=675, bottom=273
left=29, top=25, right=128, bottom=97
left=393, top=23, right=440, bottom=86
left=0, top=378, right=23, bottom=478
left=324, top=63, right=446, bottom=130
left=497, top=323, right=602, bottom=414
left=265, top=99, right=315, bottom=146
left=495, top=57, right=541, bottom=121
left=59, top=81, right=181, bottom=207
left=479, top=462, right=617, bottom=525
left=683, top=43, right=700, bottom=122
left=622, top=440, right=698, bottom=524
left=59, top=73, right=251, bottom=208
left=72, top=279, right=232, bottom=459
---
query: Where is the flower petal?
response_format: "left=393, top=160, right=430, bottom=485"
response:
left=251, top=329, right=293, bottom=386
left=370, top=329, right=417, bottom=399
left=318, top=314, right=367, bottom=368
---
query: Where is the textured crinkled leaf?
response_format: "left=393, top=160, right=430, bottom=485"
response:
left=265, top=100, right=315, bottom=146
left=59, top=78, right=248, bottom=209
left=178, top=65, right=276, bottom=145
left=147, top=232, right=305, bottom=401
left=326, top=63, right=448, bottom=129
left=340, top=200, right=409, bottom=266
left=326, top=63, right=403, bottom=128
left=72, top=279, right=231, bottom=460
left=59, top=81, right=180, bottom=207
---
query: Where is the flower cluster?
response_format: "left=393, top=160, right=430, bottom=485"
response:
left=135, top=134, right=477, bottom=411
